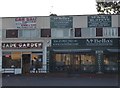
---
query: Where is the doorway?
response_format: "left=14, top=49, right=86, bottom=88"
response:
left=22, top=54, right=31, bottom=74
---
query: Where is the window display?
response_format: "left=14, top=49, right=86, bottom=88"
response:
left=2, top=52, right=21, bottom=68
left=104, top=55, right=118, bottom=71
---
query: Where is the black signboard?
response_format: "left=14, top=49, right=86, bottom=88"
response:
left=2, top=42, right=43, bottom=49
left=88, top=15, right=111, bottom=27
left=52, top=38, right=118, bottom=47
left=50, top=16, right=73, bottom=28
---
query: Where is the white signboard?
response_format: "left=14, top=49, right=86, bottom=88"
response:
left=15, top=17, right=37, bottom=29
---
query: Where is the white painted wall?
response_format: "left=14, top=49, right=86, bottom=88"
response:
left=112, top=15, right=118, bottom=27
left=73, top=16, right=87, bottom=28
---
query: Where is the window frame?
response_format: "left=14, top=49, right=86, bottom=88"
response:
left=74, top=28, right=81, bottom=37
left=41, top=29, right=51, bottom=37
left=6, top=29, right=18, bottom=38
left=96, top=28, right=103, bottom=37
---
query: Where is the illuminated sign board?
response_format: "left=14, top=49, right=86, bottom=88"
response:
left=2, top=42, right=42, bottom=49
left=88, top=15, right=111, bottom=27
left=15, top=17, right=37, bottom=29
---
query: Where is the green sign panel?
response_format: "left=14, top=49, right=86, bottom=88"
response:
left=88, top=15, right=111, bottom=27
left=52, top=38, right=118, bottom=47
left=50, top=16, right=73, bottom=28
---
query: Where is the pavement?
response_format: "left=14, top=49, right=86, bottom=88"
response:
left=1, top=73, right=119, bottom=87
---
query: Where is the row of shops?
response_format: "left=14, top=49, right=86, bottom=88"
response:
left=2, top=38, right=119, bottom=74
left=1, top=15, right=119, bottom=74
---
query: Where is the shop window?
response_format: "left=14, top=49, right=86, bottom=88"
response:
left=41, top=29, right=51, bottom=37
left=75, top=28, right=81, bottom=37
left=6, top=30, right=18, bottom=38
left=118, top=27, right=120, bottom=36
left=80, top=54, right=96, bottom=72
left=53, top=54, right=96, bottom=72
left=96, top=28, right=103, bottom=37
left=2, top=52, right=21, bottom=68
left=29, top=52, right=43, bottom=73
left=81, top=54, right=96, bottom=65
left=104, top=55, right=118, bottom=71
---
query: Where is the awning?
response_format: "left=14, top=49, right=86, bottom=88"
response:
left=107, top=49, right=120, bottom=52
left=53, top=49, right=92, bottom=53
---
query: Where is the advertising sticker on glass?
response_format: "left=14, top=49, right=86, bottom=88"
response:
left=15, top=17, right=37, bottom=29
left=88, top=15, right=111, bottom=27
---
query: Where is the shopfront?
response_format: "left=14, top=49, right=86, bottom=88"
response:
left=49, top=38, right=118, bottom=73
left=1, top=42, right=46, bottom=74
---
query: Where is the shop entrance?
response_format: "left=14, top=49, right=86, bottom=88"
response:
left=22, top=54, right=31, bottom=74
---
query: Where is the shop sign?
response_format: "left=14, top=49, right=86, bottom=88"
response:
left=88, top=15, right=111, bottom=27
left=15, top=17, right=37, bottom=29
left=2, top=42, right=42, bottom=49
left=52, top=39, right=80, bottom=46
left=86, top=39, right=113, bottom=46
left=52, top=38, right=115, bottom=47
left=50, top=16, right=73, bottom=28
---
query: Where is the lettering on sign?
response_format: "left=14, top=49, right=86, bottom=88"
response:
left=2, top=42, right=43, bottom=49
left=15, top=17, right=37, bottom=29
left=88, top=15, right=111, bottom=27
left=86, top=39, right=113, bottom=46
left=50, top=16, right=73, bottom=28
left=52, top=39, right=79, bottom=46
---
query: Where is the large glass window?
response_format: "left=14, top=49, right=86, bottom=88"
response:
left=6, top=30, right=18, bottom=38
left=2, top=52, right=21, bottom=68
left=104, top=54, right=118, bottom=71
left=96, top=28, right=103, bottom=37
left=41, top=29, right=51, bottom=37
left=30, top=52, right=43, bottom=73
left=53, top=53, right=96, bottom=72
left=80, top=54, right=96, bottom=72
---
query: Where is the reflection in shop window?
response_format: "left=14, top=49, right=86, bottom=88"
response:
left=81, top=54, right=96, bottom=65
left=2, top=52, right=21, bottom=68
left=30, top=52, right=43, bottom=72
left=54, top=54, right=96, bottom=72
left=104, top=55, right=118, bottom=71
left=80, top=54, right=96, bottom=72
